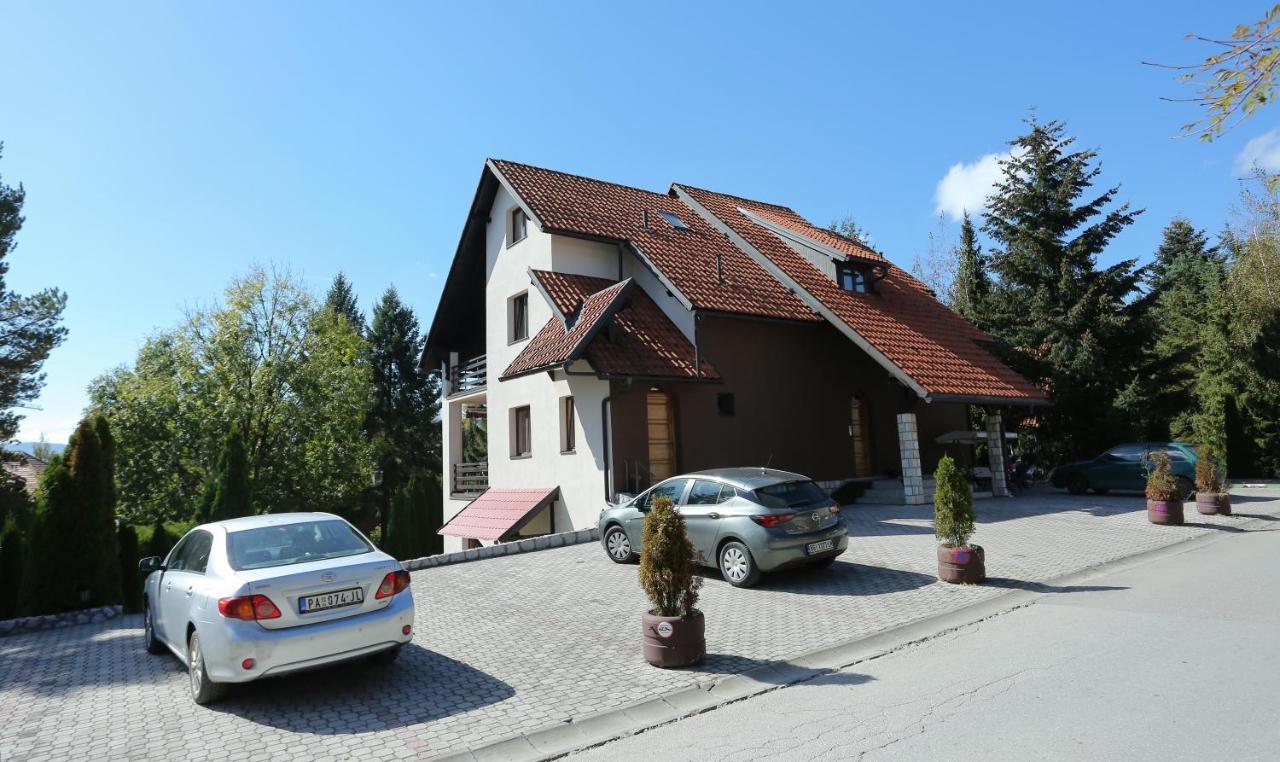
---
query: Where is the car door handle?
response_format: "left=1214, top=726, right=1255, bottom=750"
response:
left=184, top=586, right=194, bottom=597
left=708, top=512, right=720, bottom=519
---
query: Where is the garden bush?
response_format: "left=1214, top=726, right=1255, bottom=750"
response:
left=637, top=495, right=701, bottom=617
left=1145, top=451, right=1180, bottom=501
left=934, top=455, right=975, bottom=548
left=1195, top=444, right=1225, bottom=493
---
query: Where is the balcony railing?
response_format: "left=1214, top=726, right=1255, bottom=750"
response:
left=452, top=461, right=489, bottom=496
left=447, top=354, right=487, bottom=397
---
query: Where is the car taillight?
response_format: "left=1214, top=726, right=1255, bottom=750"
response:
left=375, top=570, right=411, bottom=600
left=751, top=513, right=796, bottom=528
left=828, top=504, right=841, bottom=514
left=218, top=594, right=281, bottom=621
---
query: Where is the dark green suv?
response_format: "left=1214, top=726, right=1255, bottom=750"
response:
left=1050, top=442, right=1198, bottom=498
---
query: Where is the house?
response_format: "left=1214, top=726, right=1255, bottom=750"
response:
left=2, top=453, right=47, bottom=494
left=422, top=160, right=1046, bottom=552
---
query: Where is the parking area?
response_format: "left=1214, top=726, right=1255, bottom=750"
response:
left=3, top=487, right=1277, bottom=761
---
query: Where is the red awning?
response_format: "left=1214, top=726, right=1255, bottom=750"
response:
left=437, top=487, right=559, bottom=541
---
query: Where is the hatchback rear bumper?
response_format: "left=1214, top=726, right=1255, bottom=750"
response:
left=755, top=523, right=849, bottom=572
left=199, top=591, right=415, bottom=683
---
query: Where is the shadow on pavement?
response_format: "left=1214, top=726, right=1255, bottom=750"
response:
left=1232, top=512, right=1279, bottom=520
left=696, top=653, right=876, bottom=688
left=210, top=644, right=513, bottom=733
left=724, top=562, right=937, bottom=598
left=983, top=577, right=1127, bottom=594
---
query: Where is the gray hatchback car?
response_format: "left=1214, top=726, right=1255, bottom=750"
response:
left=597, top=467, right=848, bottom=587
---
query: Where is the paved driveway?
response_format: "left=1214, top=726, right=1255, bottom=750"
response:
left=2, top=488, right=1277, bottom=761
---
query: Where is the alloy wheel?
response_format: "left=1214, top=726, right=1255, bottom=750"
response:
left=721, top=546, right=748, bottom=583
left=606, top=529, right=631, bottom=560
left=188, top=634, right=203, bottom=697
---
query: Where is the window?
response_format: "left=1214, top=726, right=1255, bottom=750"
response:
left=1102, top=444, right=1145, bottom=462
left=686, top=480, right=733, bottom=505
left=509, top=292, right=528, bottom=342
left=838, top=264, right=868, bottom=293
left=1155, top=446, right=1189, bottom=462
left=511, top=406, right=531, bottom=457
left=717, top=393, right=735, bottom=417
left=636, top=478, right=690, bottom=509
left=226, top=520, right=372, bottom=571
left=510, top=207, right=528, bottom=245
left=168, top=530, right=214, bottom=573
left=658, top=210, right=689, bottom=230
left=754, top=480, right=831, bottom=509
left=560, top=396, right=576, bottom=453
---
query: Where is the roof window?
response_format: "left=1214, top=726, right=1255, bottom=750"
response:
left=658, top=211, right=689, bottom=230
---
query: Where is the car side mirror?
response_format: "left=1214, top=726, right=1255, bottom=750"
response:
left=615, top=492, right=635, bottom=504
left=138, top=556, right=163, bottom=573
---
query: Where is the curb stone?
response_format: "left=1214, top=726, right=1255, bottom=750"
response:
left=0, top=604, right=125, bottom=638
left=401, top=528, right=600, bottom=572
left=429, top=512, right=1275, bottom=762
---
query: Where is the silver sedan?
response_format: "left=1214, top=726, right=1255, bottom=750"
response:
left=597, top=468, right=848, bottom=587
left=139, top=512, right=415, bottom=704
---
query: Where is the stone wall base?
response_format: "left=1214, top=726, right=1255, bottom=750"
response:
left=403, top=527, right=600, bottom=572
left=0, top=604, right=125, bottom=638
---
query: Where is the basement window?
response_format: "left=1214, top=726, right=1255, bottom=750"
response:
left=837, top=263, right=868, bottom=293
left=658, top=211, right=689, bottom=230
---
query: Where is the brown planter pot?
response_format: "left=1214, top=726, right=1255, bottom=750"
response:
left=937, top=544, right=985, bottom=584
left=1147, top=498, right=1184, bottom=525
left=642, top=609, right=705, bottom=668
left=1195, top=492, right=1231, bottom=516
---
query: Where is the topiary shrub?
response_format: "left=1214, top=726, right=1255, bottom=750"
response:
left=117, top=524, right=143, bottom=613
left=1145, top=451, right=1180, bottom=501
left=144, top=519, right=178, bottom=562
left=1195, top=444, right=1225, bottom=493
left=638, top=495, right=701, bottom=618
left=934, top=455, right=975, bottom=548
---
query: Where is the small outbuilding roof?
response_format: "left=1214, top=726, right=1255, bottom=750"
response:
left=437, top=487, right=560, bottom=542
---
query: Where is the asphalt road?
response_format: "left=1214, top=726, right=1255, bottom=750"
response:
left=572, top=516, right=1280, bottom=761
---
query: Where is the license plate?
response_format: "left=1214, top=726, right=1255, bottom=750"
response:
left=806, top=539, right=835, bottom=555
left=299, top=587, right=364, bottom=614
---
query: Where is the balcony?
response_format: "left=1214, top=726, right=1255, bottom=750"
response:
left=452, top=461, right=489, bottom=497
left=446, top=354, right=487, bottom=398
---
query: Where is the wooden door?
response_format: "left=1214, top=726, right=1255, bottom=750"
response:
left=851, top=395, right=874, bottom=476
left=647, top=390, right=677, bottom=482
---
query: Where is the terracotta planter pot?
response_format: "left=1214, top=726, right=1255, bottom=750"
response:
left=937, top=544, right=985, bottom=584
left=1147, top=498, right=1184, bottom=525
left=642, top=610, right=705, bottom=668
left=1195, top=492, right=1231, bottom=516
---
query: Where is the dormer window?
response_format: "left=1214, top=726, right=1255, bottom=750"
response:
left=838, top=263, right=868, bottom=293
left=658, top=211, right=689, bottom=230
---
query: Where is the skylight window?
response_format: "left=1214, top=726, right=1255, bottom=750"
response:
left=658, top=211, right=689, bottom=230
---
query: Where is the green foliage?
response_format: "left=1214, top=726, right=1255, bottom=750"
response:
left=0, top=519, right=26, bottom=618
left=89, top=267, right=375, bottom=523
left=980, top=118, right=1145, bottom=463
left=367, top=287, right=441, bottom=534
left=933, top=456, right=975, bottom=548
left=208, top=426, right=251, bottom=522
left=827, top=214, right=874, bottom=248
left=461, top=413, right=488, bottom=463
left=142, top=519, right=179, bottom=561
left=381, top=482, right=420, bottom=561
left=1195, top=445, right=1225, bottom=493
left=117, top=524, right=143, bottom=613
left=0, top=144, right=68, bottom=443
left=325, top=272, right=366, bottom=335
left=30, top=435, right=57, bottom=462
left=1145, top=451, right=1181, bottom=501
left=637, top=496, right=701, bottom=618
left=19, top=417, right=122, bottom=615
left=380, top=475, right=443, bottom=560
left=950, top=212, right=989, bottom=321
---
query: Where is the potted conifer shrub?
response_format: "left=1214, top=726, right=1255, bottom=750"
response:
left=935, top=455, right=985, bottom=584
left=1194, top=445, right=1231, bottom=516
left=638, top=495, right=705, bottom=668
left=1146, top=451, right=1185, bottom=525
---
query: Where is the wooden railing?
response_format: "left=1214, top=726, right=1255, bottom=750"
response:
left=447, top=354, right=487, bottom=396
left=452, top=461, right=489, bottom=496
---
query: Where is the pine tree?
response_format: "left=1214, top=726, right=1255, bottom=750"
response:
left=950, top=212, right=990, bottom=323
left=367, top=287, right=441, bottom=535
left=117, top=524, right=143, bottom=613
left=144, top=519, right=178, bottom=561
left=209, top=426, right=251, bottom=520
left=0, top=522, right=23, bottom=618
left=382, top=482, right=418, bottom=560
left=325, top=272, right=365, bottom=335
left=0, top=144, right=68, bottom=443
left=982, top=118, right=1144, bottom=462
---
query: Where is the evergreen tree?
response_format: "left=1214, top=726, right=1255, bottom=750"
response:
left=325, top=272, right=365, bottom=335
left=0, top=522, right=23, bottom=618
left=19, top=417, right=122, bottom=614
left=209, top=426, right=251, bottom=520
left=0, top=144, right=69, bottom=443
left=381, top=482, right=419, bottom=560
left=950, top=212, right=990, bottom=322
left=117, top=524, right=143, bottom=613
left=144, top=519, right=178, bottom=561
left=367, top=287, right=441, bottom=535
left=982, top=118, right=1145, bottom=462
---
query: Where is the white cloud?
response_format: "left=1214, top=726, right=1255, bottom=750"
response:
left=1235, top=129, right=1280, bottom=175
left=934, top=149, right=1020, bottom=221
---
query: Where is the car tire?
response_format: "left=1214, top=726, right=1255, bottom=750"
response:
left=718, top=541, right=761, bottom=588
left=1092, top=487, right=1110, bottom=496
left=1177, top=476, right=1195, bottom=501
left=370, top=645, right=403, bottom=665
left=603, top=525, right=637, bottom=564
left=1066, top=474, right=1088, bottom=495
left=143, top=603, right=165, bottom=655
left=187, top=630, right=227, bottom=706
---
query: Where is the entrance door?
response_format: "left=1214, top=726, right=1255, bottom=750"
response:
left=646, top=389, right=677, bottom=482
left=851, top=395, right=874, bottom=476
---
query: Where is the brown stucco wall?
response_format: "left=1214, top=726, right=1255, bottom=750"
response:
left=606, top=316, right=973, bottom=493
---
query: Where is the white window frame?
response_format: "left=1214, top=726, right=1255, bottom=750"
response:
left=559, top=395, right=576, bottom=454
left=509, top=291, right=529, bottom=344
left=509, top=207, right=528, bottom=246
left=510, top=405, right=532, bottom=458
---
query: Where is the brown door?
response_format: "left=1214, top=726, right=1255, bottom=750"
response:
left=851, top=394, right=874, bottom=476
left=647, top=389, right=677, bottom=481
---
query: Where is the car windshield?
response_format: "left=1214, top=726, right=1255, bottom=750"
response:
left=226, top=519, right=372, bottom=571
left=753, top=480, right=829, bottom=509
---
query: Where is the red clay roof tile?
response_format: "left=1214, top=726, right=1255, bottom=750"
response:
left=437, top=487, right=559, bottom=541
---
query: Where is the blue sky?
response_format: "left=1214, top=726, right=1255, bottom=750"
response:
left=1, top=1, right=1273, bottom=442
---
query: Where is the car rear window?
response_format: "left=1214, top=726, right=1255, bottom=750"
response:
left=754, top=480, right=830, bottom=509
left=227, top=519, right=373, bottom=571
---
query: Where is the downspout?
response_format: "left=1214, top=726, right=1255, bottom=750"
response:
left=601, top=395, right=613, bottom=503
left=693, top=310, right=701, bottom=378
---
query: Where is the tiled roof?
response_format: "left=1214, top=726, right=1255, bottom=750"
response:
left=502, top=271, right=719, bottom=381
left=677, top=185, right=1046, bottom=402
left=2, top=454, right=47, bottom=494
left=437, top=487, right=559, bottom=541
left=740, top=203, right=886, bottom=264
left=490, top=160, right=817, bottom=323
